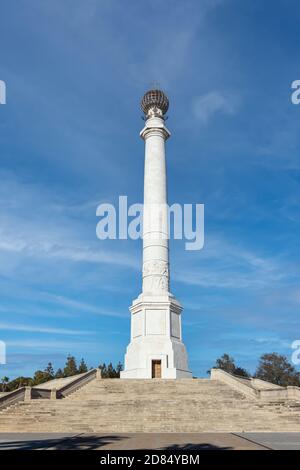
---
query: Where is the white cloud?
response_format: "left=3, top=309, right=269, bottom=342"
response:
left=0, top=305, right=74, bottom=319
left=193, top=91, right=240, bottom=124
left=173, top=235, right=289, bottom=290
left=0, top=170, right=138, bottom=271
left=0, top=322, right=92, bottom=335
left=5, top=339, right=97, bottom=350
left=42, top=292, right=126, bottom=318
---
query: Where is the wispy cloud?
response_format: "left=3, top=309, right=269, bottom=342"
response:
left=5, top=339, right=99, bottom=350
left=0, top=170, right=138, bottom=271
left=192, top=91, right=240, bottom=124
left=0, top=305, right=74, bottom=319
left=174, top=235, right=294, bottom=290
left=42, top=292, right=126, bottom=318
left=0, top=322, right=92, bottom=335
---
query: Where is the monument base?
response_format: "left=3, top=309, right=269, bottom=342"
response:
left=120, top=293, right=192, bottom=379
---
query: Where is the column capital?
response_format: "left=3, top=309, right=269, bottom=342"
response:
left=140, top=126, right=170, bottom=141
left=140, top=116, right=170, bottom=141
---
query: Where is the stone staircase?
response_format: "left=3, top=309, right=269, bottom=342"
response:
left=1, top=378, right=300, bottom=432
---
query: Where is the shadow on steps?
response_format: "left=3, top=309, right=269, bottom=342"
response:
left=0, top=434, right=233, bottom=450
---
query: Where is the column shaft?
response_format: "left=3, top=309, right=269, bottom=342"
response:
left=141, top=118, right=170, bottom=294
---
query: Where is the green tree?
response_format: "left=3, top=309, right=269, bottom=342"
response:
left=99, top=362, right=107, bottom=378
left=0, top=376, right=9, bottom=392
left=78, top=358, right=88, bottom=374
left=99, top=362, right=123, bottom=378
left=234, top=366, right=250, bottom=377
left=210, top=353, right=250, bottom=378
left=107, top=362, right=114, bottom=377
left=55, top=368, right=64, bottom=379
left=255, top=352, right=300, bottom=387
left=63, top=355, right=78, bottom=377
left=32, top=370, right=52, bottom=386
left=215, top=353, right=236, bottom=374
left=44, top=362, right=55, bottom=378
left=7, top=376, right=32, bottom=391
left=116, top=362, right=123, bottom=377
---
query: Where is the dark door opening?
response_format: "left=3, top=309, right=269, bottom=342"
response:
left=152, top=360, right=162, bottom=378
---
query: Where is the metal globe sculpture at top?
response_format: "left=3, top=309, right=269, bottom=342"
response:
left=141, top=89, right=169, bottom=118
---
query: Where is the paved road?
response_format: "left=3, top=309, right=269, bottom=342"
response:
left=237, top=432, right=300, bottom=450
left=0, top=432, right=268, bottom=450
left=1, top=432, right=300, bottom=450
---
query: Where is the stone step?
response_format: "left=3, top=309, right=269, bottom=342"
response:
left=1, top=378, right=300, bottom=432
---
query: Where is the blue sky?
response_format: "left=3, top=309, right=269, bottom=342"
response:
left=0, top=0, right=300, bottom=379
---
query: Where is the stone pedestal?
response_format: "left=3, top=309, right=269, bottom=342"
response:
left=121, top=294, right=192, bottom=378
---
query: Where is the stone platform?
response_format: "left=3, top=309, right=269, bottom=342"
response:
left=1, top=375, right=300, bottom=433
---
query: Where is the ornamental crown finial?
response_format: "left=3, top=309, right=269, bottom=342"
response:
left=141, top=89, right=169, bottom=118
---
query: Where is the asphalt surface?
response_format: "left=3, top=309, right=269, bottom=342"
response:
left=0, top=432, right=290, bottom=450
left=236, top=432, right=300, bottom=450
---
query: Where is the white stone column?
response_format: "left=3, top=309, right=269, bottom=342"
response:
left=120, top=89, right=192, bottom=380
left=141, top=116, right=170, bottom=295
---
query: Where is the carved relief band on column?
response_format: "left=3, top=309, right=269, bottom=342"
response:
left=142, top=260, right=170, bottom=292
